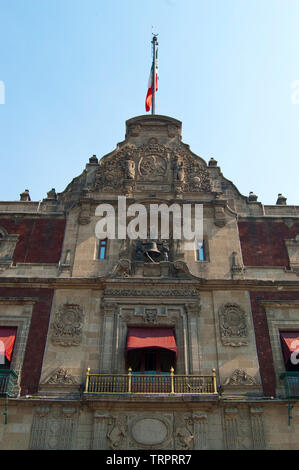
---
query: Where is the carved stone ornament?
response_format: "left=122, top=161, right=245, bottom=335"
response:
left=144, top=308, right=158, bottom=323
left=137, top=142, right=168, bottom=181
left=171, top=146, right=211, bottom=193
left=219, top=303, right=249, bottom=346
left=104, top=287, right=200, bottom=298
left=107, top=415, right=127, bottom=450
left=94, top=145, right=137, bottom=192
left=44, top=368, right=78, bottom=385
left=174, top=414, right=194, bottom=450
left=51, top=303, right=84, bottom=346
left=223, top=369, right=257, bottom=387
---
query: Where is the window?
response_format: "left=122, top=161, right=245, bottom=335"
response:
left=98, top=239, right=108, bottom=260
left=127, top=348, right=175, bottom=374
left=0, top=327, right=17, bottom=369
left=196, top=240, right=205, bottom=261
left=126, top=327, right=177, bottom=374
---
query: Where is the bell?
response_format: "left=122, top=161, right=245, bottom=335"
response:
left=144, top=241, right=161, bottom=261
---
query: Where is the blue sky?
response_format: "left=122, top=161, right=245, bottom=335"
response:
left=1, top=0, right=299, bottom=205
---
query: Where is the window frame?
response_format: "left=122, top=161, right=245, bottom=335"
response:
left=195, top=240, right=207, bottom=262
left=98, top=238, right=108, bottom=260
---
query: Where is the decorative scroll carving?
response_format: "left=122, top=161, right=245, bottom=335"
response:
left=223, top=369, right=257, bottom=386
left=44, top=368, right=78, bottom=385
left=107, top=415, right=127, bottom=450
left=51, top=303, right=84, bottom=347
left=219, top=303, right=249, bottom=346
left=110, top=259, right=131, bottom=278
left=185, top=303, right=200, bottom=316
left=174, top=414, right=194, bottom=450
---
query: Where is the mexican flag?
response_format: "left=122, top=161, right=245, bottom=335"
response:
left=145, top=64, right=158, bottom=112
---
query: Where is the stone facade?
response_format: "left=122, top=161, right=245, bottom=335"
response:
left=0, top=114, right=299, bottom=450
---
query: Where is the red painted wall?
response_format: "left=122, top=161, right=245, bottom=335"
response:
left=238, top=221, right=299, bottom=267
left=0, top=287, right=54, bottom=396
left=0, top=217, right=66, bottom=264
left=250, top=291, right=299, bottom=397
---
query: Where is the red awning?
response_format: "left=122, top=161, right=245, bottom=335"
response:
left=126, top=328, right=177, bottom=356
left=280, top=332, right=299, bottom=364
left=0, top=327, right=17, bottom=362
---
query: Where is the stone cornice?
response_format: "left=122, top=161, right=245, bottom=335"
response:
left=0, top=276, right=298, bottom=292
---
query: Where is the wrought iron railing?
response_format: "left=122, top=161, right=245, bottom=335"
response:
left=84, top=367, right=217, bottom=395
left=280, top=371, right=299, bottom=399
left=0, top=368, right=18, bottom=424
left=0, top=369, right=18, bottom=397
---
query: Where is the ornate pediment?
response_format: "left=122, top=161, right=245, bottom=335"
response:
left=93, top=141, right=211, bottom=195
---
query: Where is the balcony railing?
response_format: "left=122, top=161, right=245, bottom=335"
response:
left=0, top=369, right=18, bottom=424
left=0, top=369, right=18, bottom=397
left=280, top=371, right=299, bottom=399
left=84, top=367, right=218, bottom=395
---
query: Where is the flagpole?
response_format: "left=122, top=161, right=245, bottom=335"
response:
left=152, top=34, right=158, bottom=115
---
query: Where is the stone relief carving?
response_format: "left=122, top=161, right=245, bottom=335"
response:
left=104, top=287, right=200, bottom=298
left=51, top=303, right=84, bottom=347
left=30, top=405, right=78, bottom=450
left=144, top=308, right=158, bottom=323
left=219, top=303, right=249, bottom=346
left=123, top=155, right=136, bottom=180
left=44, top=368, right=78, bottom=385
left=136, top=142, right=169, bottom=182
left=94, top=145, right=137, bottom=192
left=172, top=147, right=211, bottom=193
left=93, top=141, right=212, bottom=195
left=107, top=415, right=127, bottom=450
left=174, top=414, right=194, bottom=450
left=223, top=369, right=257, bottom=387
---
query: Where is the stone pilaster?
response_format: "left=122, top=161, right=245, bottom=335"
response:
left=92, top=412, right=110, bottom=450
left=224, top=407, right=239, bottom=450
left=250, top=407, right=266, bottom=449
left=193, top=412, right=208, bottom=450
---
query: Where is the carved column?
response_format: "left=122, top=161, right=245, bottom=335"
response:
left=100, top=302, right=118, bottom=372
left=185, top=303, right=201, bottom=374
left=250, top=407, right=266, bottom=449
left=193, top=412, right=208, bottom=450
left=224, top=407, right=239, bottom=450
left=29, top=405, right=51, bottom=449
left=92, top=412, right=110, bottom=450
